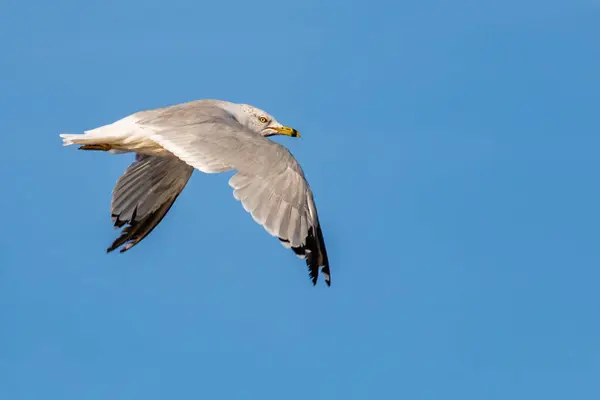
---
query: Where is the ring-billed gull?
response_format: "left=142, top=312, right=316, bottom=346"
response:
left=60, top=99, right=331, bottom=286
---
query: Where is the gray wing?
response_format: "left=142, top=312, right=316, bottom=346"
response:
left=107, top=154, right=194, bottom=253
left=136, top=109, right=330, bottom=285
left=228, top=162, right=330, bottom=286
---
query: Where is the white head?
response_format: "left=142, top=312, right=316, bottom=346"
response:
left=235, top=103, right=300, bottom=138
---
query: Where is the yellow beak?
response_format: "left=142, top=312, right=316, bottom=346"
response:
left=273, top=126, right=300, bottom=138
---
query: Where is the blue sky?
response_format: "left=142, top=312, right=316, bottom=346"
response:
left=1, top=0, right=599, bottom=398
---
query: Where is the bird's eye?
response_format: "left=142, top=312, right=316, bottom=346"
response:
left=258, top=116, right=268, bottom=123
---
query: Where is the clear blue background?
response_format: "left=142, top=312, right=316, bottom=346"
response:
left=1, top=1, right=599, bottom=398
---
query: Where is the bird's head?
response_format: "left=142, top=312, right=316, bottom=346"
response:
left=238, top=104, right=300, bottom=138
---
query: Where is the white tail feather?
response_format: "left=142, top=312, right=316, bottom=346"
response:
left=59, top=115, right=143, bottom=146
left=59, top=133, right=83, bottom=146
left=59, top=133, right=126, bottom=147
left=58, top=115, right=165, bottom=154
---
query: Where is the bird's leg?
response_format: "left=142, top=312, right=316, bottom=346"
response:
left=78, top=144, right=113, bottom=151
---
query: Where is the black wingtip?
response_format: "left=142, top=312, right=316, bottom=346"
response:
left=287, top=225, right=331, bottom=287
left=309, top=267, right=318, bottom=286
left=105, top=196, right=179, bottom=254
left=321, top=265, right=331, bottom=287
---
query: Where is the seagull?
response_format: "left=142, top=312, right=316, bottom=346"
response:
left=59, top=99, right=330, bottom=286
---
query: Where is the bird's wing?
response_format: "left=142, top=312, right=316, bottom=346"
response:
left=134, top=111, right=330, bottom=286
left=108, top=154, right=194, bottom=253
